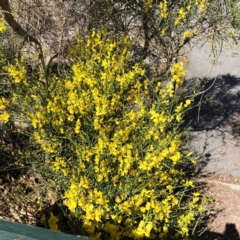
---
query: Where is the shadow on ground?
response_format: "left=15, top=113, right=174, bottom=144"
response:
left=185, top=74, right=240, bottom=132
left=200, top=223, right=240, bottom=240
left=183, top=74, right=240, bottom=175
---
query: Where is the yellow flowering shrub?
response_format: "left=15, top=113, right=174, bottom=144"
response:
left=0, top=1, right=239, bottom=237
left=2, top=30, right=205, bottom=239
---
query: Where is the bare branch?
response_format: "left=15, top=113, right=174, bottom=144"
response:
left=0, top=0, right=40, bottom=46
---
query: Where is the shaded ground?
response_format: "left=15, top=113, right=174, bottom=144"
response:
left=185, top=74, right=240, bottom=176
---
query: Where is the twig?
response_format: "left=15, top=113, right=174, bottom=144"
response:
left=183, top=75, right=217, bottom=123
left=197, top=76, right=217, bottom=123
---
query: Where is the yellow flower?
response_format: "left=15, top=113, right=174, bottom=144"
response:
left=7, top=64, right=26, bottom=83
left=132, top=220, right=145, bottom=238
left=193, top=192, right=200, bottom=197
left=170, top=151, right=181, bottom=164
left=0, top=19, right=6, bottom=33
left=167, top=85, right=174, bottom=97
left=145, top=222, right=153, bottom=237
left=230, top=30, right=238, bottom=37
left=183, top=30, right=191, bottom=39
left=95, top=207, right=104, bottom=222
left=0, top=97, right=9, bottom=110
left=191, top=157, right=198, bottom=164
left=144, top=0, right=153, bottom=11
left=103, top=221, right=120, bottom=239
left=196, top=0, right=208, bottom=10
left=184, top=99, right=192, bottom=107
left=159, top=225, right=168, bottom=237
left=0, top=111, right=10, bottom=123
left=75, top=118, right=81, bottom=133
left=200, top=0, right=206, bottom=10
left=115, top=196, right=121, bottom=203
left=48, top=212, right=58, bottom=231
left=83, top=220, right=95, bottom=234
left=176, top=113, right=182, bottom=122
left=159, top=0, right=168, bottom=19
left=175, top=8, right=187, bottom=25
left=66, top=198, right=77, bottom=216
left=184, top=180, right=194, bottom=188
left=175, top=102, right=183, bottom=112
left=186, top=151, right=193, bottom=157
left=97, top=174, right=103, bottom=182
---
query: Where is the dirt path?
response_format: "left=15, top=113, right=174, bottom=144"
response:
left=198, top=173, right=240, bottom=239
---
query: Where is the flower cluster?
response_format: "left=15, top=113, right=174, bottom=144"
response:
left=195, top=0, right=209, bottom=10
left=175, top=6, right=191, bottom=25
left=159, top=0, right=168, bottom=19
left=171, top=62, right=186, bottom=88
left=183, top=30, right=191, bottom=39
left=144, top=0, right=153, bottom=12
left=0, top=97, right=10, bottom=123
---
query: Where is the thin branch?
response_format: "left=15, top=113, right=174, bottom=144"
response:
left=0, top=1, right=40, bottom=46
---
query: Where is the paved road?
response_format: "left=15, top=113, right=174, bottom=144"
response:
left=183, top=39, right=240, bottom=177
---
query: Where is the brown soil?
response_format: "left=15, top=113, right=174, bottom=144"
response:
left=0, top=170, right=41, bottom=224
left=0, top=169, right=58, bottom=227
left=198, top=173, right=240, bottom=239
